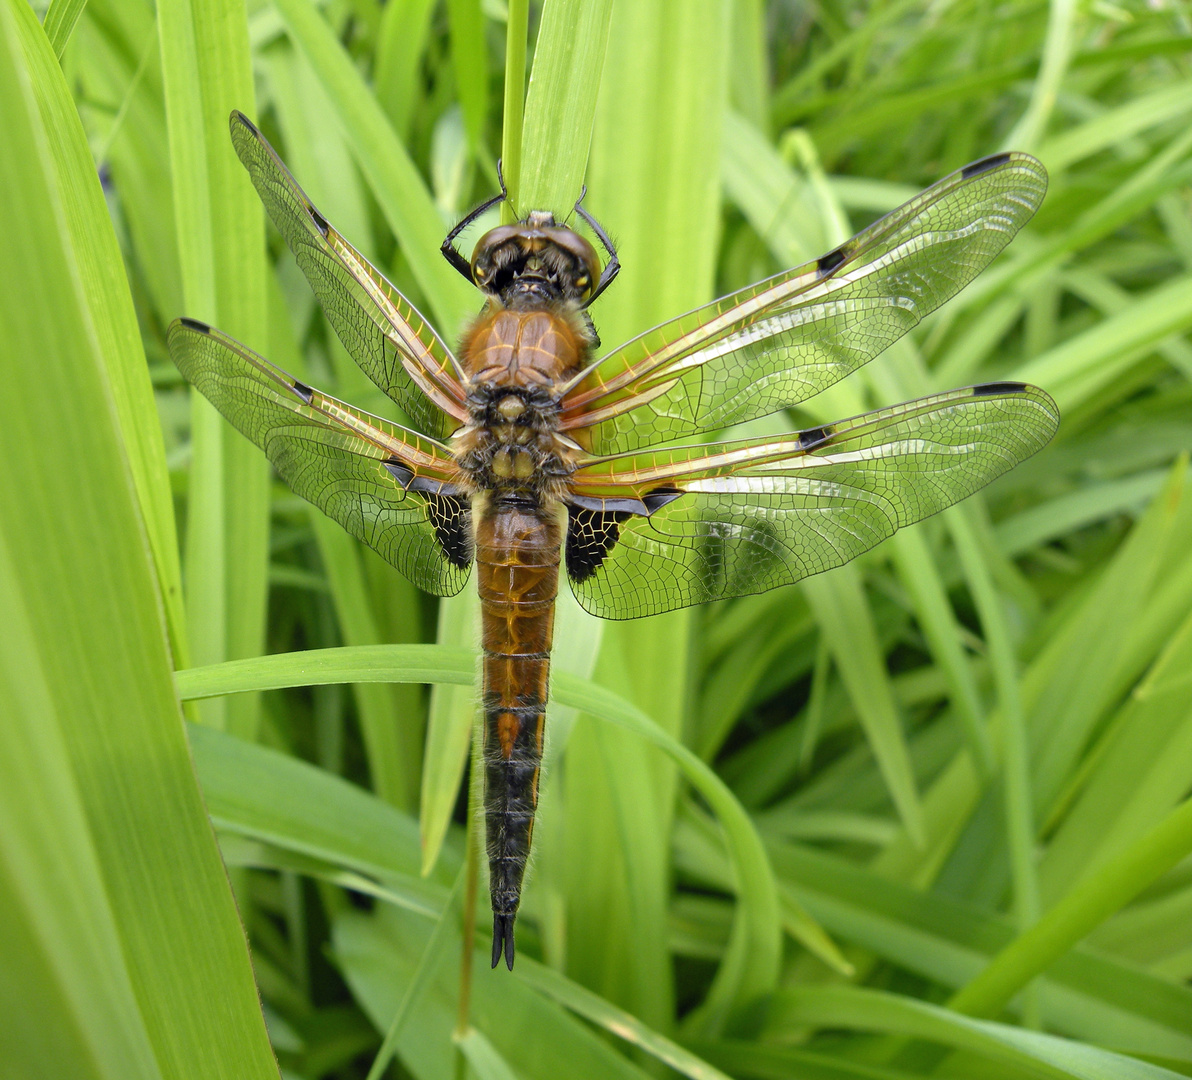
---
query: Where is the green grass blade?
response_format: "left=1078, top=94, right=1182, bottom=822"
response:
left=373, top=0, right=437, bottom=137
left=518, top=0, right=615, bottom=213
left=16, top=2, right=187, bottom=665
left=775, top=986, right=1186, bottom=1079
left=334, top=907, right=653, bottom=1080
left=804, top=569, right=925, bottom=846
left=0, top=11, right=276, bottom=1071
left=500, top=0, right=529, bottom=215
left=159, top=0, right=269, bottom=735
left=446, top=0, right=489, bottom=154
left=271, top=0, right=476, bottom=331
left=949, top=797, right=1192, bottom=1019
left=41, top=0, right=85, bottom=57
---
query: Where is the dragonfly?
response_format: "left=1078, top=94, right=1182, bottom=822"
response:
left=169, top=111, right=1058, bottom=970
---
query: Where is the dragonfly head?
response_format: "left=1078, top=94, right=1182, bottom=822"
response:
left=471, top=212, right=602, bottom=307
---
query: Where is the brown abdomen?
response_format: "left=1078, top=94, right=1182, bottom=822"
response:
left=475, top=496, right=562, bottom=969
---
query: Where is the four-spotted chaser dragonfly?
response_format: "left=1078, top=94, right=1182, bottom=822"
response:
left=169, top=111, right=1058, bottom=969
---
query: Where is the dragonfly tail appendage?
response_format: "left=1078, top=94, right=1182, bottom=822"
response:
left=476, top=499, right=561, bottom=970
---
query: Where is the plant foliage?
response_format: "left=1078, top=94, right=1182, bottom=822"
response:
left=3, top=0, right=1192, bottom=1077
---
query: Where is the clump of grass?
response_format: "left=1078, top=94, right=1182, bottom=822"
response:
left=5, top=0, right=1191, bottom=1077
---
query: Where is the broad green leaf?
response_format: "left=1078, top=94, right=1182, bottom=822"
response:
left=17, top=0, right=186, bottom=664
left=0, top=10, right=276, bottom=1073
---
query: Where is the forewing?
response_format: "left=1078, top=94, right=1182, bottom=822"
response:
left=229, top=111, right=468, bottom=438
left=168, top=318, right=472, bottom=596
left=565, top=383, right=1058, bottom=619
left=562, top=154, right=1048, bottom=455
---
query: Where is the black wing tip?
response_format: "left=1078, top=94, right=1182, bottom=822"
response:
left=177, top=316, right=211, bottom=334
left=291, top=378, right=314, bottom=404
left=492, top=913, right=516, bottom=970
left=229, top=109, right=257, bottom=135
left=962, top=152, right=1014, bottom=179
left=310, top=206, right=331, bottom=236
left=972, top=380, right=1029, bottom=396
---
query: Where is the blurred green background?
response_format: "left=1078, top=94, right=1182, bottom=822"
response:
left=3, top=0, right=1192, bottom=1077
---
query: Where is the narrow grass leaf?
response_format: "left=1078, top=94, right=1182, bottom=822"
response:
left=518, top=0, right=615, bottom=213
left=776, top=986, right=1186, bottom=1080
left=42, top=0, right=86, bottom=57
left=455, top=1028, right=522, bottom=1080
left=950, top=798, right=1192, bottom=1019
left=446, top=0, right=489, bottom=154
left=804, top=569, right=925, bottom=845
left=335, top=907, right=652, bottom=1080
left=272, top=0, right=476, bottom=332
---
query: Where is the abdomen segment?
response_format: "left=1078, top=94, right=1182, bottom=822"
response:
left=475, top=497, right=562, bottom=969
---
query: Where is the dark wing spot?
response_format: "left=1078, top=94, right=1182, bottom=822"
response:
left=409, top=475, right=466, bottom=497
left=309, top=206, right=331, bottom=236
left=798, top=424, right=835, bottom=450
left=962, top=153, right=1012, bottom=179
left=566, top=505, right=633, bottom=584
left=179, top=316, right=211, bottom=333
left=291, top=379, right=314, bottom=404
left=642, top=487, right=684, bottom=515
left=817, top=246, right=849, bottom=276
left=383, top=460, right=415, bottom=488
left=567, top=492, right=649, bottom=515
left=424, top=493, right=473, bottom=569
left=972, top=381, right=1027, bottom=396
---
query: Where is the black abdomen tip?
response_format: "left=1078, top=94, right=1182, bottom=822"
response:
left=492, top=912, right=516, bottom=970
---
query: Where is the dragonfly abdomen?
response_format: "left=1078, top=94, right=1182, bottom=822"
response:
left=475, top=496, right=562, bottom=970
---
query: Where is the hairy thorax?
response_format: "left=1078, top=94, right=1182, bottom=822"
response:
left=453, top=304, right=592, bottom=500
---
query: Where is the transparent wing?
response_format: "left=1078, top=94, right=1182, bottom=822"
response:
left=564, top=383, right=1058, bottom=619
left=168, top=317, right=472, bottom=596
left=560, top=153, right=1048, bottom=456
left=229, top=110, right=468, bottom=438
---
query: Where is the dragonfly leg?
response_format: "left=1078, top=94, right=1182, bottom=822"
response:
left=442, top=160, right=509, bottom=283
left=573, top=187, right=620, bottom=306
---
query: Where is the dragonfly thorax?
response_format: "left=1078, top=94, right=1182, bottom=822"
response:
left=454, top=381, right=578, bottom=497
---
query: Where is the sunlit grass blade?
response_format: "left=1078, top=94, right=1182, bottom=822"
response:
left=16, top=1, right=187, bottom=664
left=159, top=0, right=269, bottom=735
left=0, top=11, right=276, bottom=1072
left=518, top=0, right=614, bottom=212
